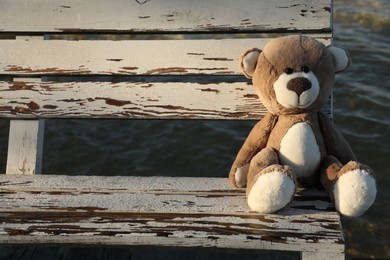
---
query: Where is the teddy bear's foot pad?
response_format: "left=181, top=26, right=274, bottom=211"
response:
left=247, top=167, right=296, bottom=213
left=334, top=167, right=376, bottom=217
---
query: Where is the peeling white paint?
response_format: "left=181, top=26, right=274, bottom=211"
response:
left=0, top=175, right=343, bottom=255
left=0, top=81, right=266, bottom=120
left=0, top=0, right=331, bottom=33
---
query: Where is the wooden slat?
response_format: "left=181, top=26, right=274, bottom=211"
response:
left=0, top=81, right=265, bottom=120
left=6, top=119, right=45, bottom=175
left=0, top=174, right=330, bottom=200
left=0, top=0, right=331, bottom=33
left=0, top=37, right=331, bottom=76
left=0, top=175, right=344, bottom=256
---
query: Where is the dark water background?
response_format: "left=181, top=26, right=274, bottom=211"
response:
left=331, top=0, right=389, bottom=258
left=0, top=0, right=389, bottom=258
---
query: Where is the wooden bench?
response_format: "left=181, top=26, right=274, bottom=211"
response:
left=0, top=0, right=344, bottom=259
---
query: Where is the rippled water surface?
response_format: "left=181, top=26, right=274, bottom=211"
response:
left=0, top=0, right=389, bottom=258
left=331, top=0, right=390, bottom=258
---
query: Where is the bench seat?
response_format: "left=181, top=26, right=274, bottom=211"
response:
left=0, top=174, right=343, bottom=258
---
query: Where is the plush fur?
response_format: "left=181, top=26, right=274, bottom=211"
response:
left=231, top=35, right=376, bottom=216
left=334, top=168, right=377, bottom=217
left=248, top=170, right=296, bottom=213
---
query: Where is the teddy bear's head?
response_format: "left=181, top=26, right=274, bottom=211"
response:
left=240, top=35, right=350, bottom=115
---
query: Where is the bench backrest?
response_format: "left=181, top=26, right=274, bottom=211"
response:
left=0, top=0, right=332, bottom=175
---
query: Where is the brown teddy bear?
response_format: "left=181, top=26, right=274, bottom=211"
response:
left=229, top=35, right=376, bottom=217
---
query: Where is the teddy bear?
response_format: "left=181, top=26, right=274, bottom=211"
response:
left=229, top=35, right=376, bottom=217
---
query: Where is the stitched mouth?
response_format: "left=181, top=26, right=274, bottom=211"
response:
left=279, top=92, right=315, bottom=109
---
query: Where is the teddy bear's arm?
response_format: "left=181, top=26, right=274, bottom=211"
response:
left=318, top=112, right=357, bottom=164
left=229, top=113, right=278, bottom=187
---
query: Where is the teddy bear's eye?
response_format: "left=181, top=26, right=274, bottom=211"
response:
left=285, top=68, right=294, bottom=75
left=301, top=66, right=310, bottom=73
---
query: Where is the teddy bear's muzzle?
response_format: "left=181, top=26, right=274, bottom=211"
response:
left=287, top=77, right=312, bottom=97
left=273, top=71, right=320, bottom=109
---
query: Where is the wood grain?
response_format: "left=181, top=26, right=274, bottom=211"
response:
left=0, top=81, right=266, bottom=119
left=0, top=175, right=344, bottom=255
left=6, top=119, right=45, bottom=175
left=1, top=0, right=331, bottom=33
left=0, top=38, right=331, bottom=76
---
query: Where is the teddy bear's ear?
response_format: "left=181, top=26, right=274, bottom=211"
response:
left=327, top=46, right=350, bottom=73
left=239, top=48, right=261, bottom=79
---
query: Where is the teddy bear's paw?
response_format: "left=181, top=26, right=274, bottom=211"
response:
left=247, top=165, right=296, bottom=213
left=234, top=164, right=249, bottom=188
left=334, top=165, right=376, bottom=217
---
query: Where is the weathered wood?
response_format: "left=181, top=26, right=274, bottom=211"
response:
left=0, top=175, right=334, bottom=213
left=0, top=174, right=330, bottom=196
left=301, top=251, right=344, bottom=260
left=0, top=81, right=265, bottom=120
left=6, top=119, right=45, bottom=175
left=0, top=0, right=343, bottom=258
left=0, top=175, right=344, bottom=256
left=1, top=0, right=331, bottom=33
left=0, top=37, right=331, bottom=76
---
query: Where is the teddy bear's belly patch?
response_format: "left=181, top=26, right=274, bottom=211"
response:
left=279, top=122, right=321, bottom=178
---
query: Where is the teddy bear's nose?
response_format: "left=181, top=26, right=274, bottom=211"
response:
left=287, top=77, right=312, bottom=96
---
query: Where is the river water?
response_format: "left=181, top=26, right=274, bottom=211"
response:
left=0, top=0, right=389, bottom=258
left=331, top=0, right=389, bottom=258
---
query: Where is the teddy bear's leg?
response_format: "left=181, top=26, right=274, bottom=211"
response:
left=246, top=148, right=297, bottom=213
left=320, top=156, right=377, bottom=217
